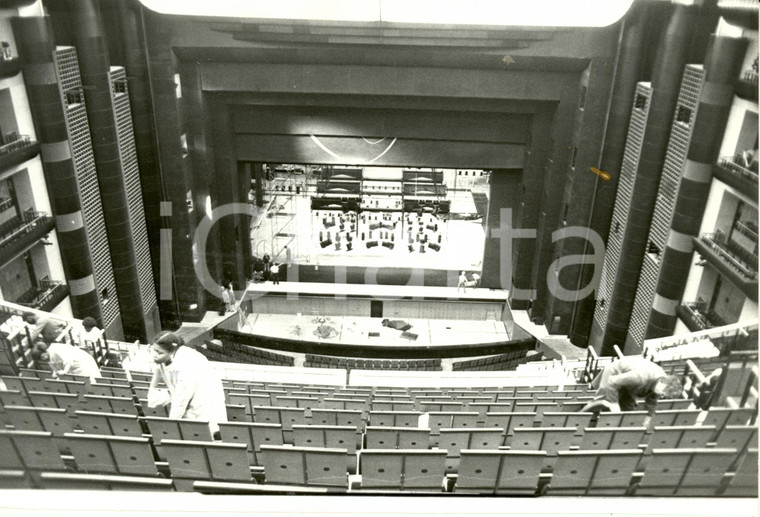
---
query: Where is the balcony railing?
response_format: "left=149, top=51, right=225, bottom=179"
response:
left=700, top=232, right=758, bottom=280
left=0, top=210, right=55, bottom=267
left=15, top=280, right=69, bottom=313
left=713, top=156, right=758, bottom=197
left=0, top=134, right=40, bottom=173
left=677, top=301, right=728, bottom=333
left=736, top=70, right=758, bottom=102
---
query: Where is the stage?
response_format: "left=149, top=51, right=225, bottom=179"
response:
left=249, top=167, right=489, bottom=272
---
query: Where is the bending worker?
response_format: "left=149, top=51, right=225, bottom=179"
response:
left=149, top=331, right=227, bottom=439
left=31, top=341, right=101, bottom=382
left=580, top=355, right=683, bottom=415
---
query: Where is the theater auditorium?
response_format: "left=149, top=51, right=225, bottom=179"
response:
left=0, top=0, right=758, bottom=515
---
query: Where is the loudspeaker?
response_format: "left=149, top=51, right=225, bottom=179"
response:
left=428, top=243, right=440, bottom=252
left=335, top=242, right=342, bottom=250
left=366, top=240, right=378, bottom=248
left=382, top=241, right=394, bottom=250
left=408, top=245, right=414, bottom=252
left=438, top=235, right=442, bottom=243
left=320, top=239, right=333, bottom=248
left=419, top=244, right=425, bottom=253
left=346, top=242, right=353, bottom=251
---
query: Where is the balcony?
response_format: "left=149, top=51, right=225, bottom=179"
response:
left=0, top=56, right=20, bottom=80
left=693, top=232, right=758, bottom=301
left=0, top=135, right=41, bottom=174
left=0, top=210, right=55, bottom=267
left=676, top=301, right=727, bottom=333
left=15, top=280, right=69, bottom=313
left=735, top=70, right=758, bottom=102
left=713, top=156, right=758, bottom=200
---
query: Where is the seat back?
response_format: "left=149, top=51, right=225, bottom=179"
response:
left=311, top=409, right=363, bottom=430
left=65, top=432, right=158, bottom=476
left=456, top=450, right=546, bottom=495
left=5, top=406, right=72, bottom=436
left=292, top=425, right=357, bottom=453
left=27, top=391, right=78, bottom=413
left=365, top=427, right=430, bottom=449
left=596, top=411, right=648, bottom=428
left=0, top=430, right=66, bottom=471
left=650, top=409, right=700, bottom=427
left=703, top=407, right=756, bottom=429
left=637, top=448, right=737, bottom=496
left=161, top=439, right=251, bottom=483
left=549, top=449, right=642, bottom=495
left=253, top=406, right=307, bottom=431
left=510, top=427, right=577, bottom=455
left=368, top=411, right=421, bottom=427
left=714, top=425, right=757, bottom=451
left=138, top=398, right=169, bottom=417
left=646, top=426, right=716, bottom=451
left=88, top=382, right=133, bottom=398
left=82, top=395, right=137, bottom=415
left=144, top=416, right=212, bottom=443
left=483, top=412, right=536, bottom=435
left=439, top=428, right=503, bottom=457
left=218, top=421, right=283, bottom=465
left=722, top=448, right=758, bottom=496
left=359, top=450, right=446, bottom=490
left=226, top=404, right=247, bottom=422
left=540, top=412, right=593, bottom=430
left=74, top=410, right=143, bottom=437
left=656, top=399, right=692, bottom=410
left=578, top=427, right=647, bottom=450
left=427, top=412, right=479, bottom=434
left=260, top=445, right=348, bottom=488
left=0, top=389, right=30, bottom=407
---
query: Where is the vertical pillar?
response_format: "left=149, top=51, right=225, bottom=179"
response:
left=12, top=16, right=103, bottom=323
left=63, top=0, right=146, bottom=340
left=115, top=0, right=168, bottom=325
left=569, top=2, right=647, bottom=345
left=646, top=35, right=748, bottom=338
left=602, top=3, right=697, bottom=355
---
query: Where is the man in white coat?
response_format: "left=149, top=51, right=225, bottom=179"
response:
left=31, top=341, right=101, bottom=382
left=148, top=331, right=227, bottom=439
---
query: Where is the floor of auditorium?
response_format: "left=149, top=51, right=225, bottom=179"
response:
left=249, top=173, right=488, bottom=271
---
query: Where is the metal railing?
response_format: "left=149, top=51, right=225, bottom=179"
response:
left=700, top=232, right=758, bottom=280
left=716, top=156, right=758, bottom=187
left=0, top=209, right=51, bottom=250
left=0, top=133, right=33, bottom=156
left=16, top=280, right=68, bottom=311
left=678, top=301, right=726, bottom=331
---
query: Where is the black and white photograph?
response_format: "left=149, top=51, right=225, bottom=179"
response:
left=0, top=0, right=757, bottom=516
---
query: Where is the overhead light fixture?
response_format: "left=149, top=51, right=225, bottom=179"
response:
left=138, top=0, right=635, bottom=27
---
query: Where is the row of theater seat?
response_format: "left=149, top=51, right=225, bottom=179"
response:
left=200, top=341, right=295, bottom=367
left=1, top=424, right=756, bottom=495
left=0, top=366, right=756, bottom=495
left=304, top=355, right=442, bottom=371
left=451, top=349, right=535, bottom=371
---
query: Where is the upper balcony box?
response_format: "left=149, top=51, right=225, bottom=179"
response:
left=713, top=155, right=758, bottom=201
left=0, top=209, right=55, bottom=268
left=735, top=70, right=758, bottom=103
left=0, top=134, right=40, bottom=173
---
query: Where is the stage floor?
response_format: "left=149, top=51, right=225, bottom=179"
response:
left=238, top=313, right=515, bottom=347
left=250, top=176, right=488, bottom=271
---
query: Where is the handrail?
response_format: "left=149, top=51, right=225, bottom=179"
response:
left=0, top=133, right=33, bottom=155
left=701, top=232, right=758, bottom=279
left=612, top=344, right=624, bottom=359
left=0, top=210, right=51, bottom=249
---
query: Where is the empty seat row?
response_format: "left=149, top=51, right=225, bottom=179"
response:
left=1, top=428, right=754, bottom=496
left=304, top=355, right=442, bottom=372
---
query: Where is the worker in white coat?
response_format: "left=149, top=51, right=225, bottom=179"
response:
left=148, top=331, right=227, bottom=439
left=31, top=341, right=101, bottom=382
